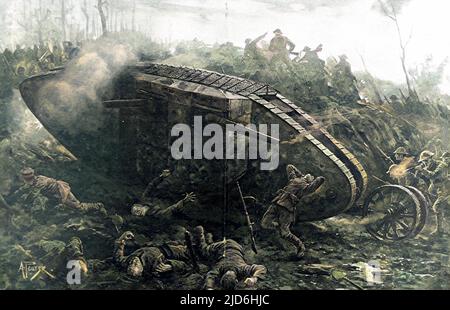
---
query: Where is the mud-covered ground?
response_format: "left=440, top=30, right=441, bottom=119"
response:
left=0, top=125, right=449, bottom=290
left=257, top=217, right=450, bottom=290
left=1, top=39, right=449, bottom=290
left=1, top=95, right=449, bottom=290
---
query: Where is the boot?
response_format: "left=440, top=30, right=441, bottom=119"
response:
left=296, top=242, right=306, bottom=259
left=281, top=231, right=306, bottom=259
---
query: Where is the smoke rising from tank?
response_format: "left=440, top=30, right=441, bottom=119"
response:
left=37, top=39, right=137, bottom=134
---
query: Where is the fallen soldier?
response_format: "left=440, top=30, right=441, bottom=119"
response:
left=192, top=226, right=267, bottom=290
left=17, top=167, right=106, bottom=215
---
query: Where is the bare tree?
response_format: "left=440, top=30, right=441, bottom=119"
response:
left=92, top=15, right=97, bottom=38
left=16, top=0, right=32, bottom=34
left=132, top=0, right=136, bottom=32
left=377, top=0, right=414, bottom=96
left=81, top=0, right=90, bottom=39
left=19, top=0, right=51, bottom=45
left=114, top=10, right=118, bottom=32
left=58, top=0, right=75, bottom=41
left=97, top=0, right=108, bottom=36
left=61, top=0, right=67, bottom=41
left=359, top=54, right=384, bottom=104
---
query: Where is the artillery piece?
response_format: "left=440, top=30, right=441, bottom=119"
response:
left=19, top=62, right=429, bottom=240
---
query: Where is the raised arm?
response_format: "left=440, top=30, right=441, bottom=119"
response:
left=114, top=231, right=134, bottom=267
left=286, top=164, right=303, bottom=180
left=304, top=176, right=325, bottom=195
left=252, top=32, right=268, bottom=45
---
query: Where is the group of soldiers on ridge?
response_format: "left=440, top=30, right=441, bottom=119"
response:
left=0, top=41, right=80, bottom=99
left=243, top=29, right=360, bottom=102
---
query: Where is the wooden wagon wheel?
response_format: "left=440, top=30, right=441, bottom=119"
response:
left=363, top=185, right=421, bottom=241
left=406, top=186, right=430, bottom=237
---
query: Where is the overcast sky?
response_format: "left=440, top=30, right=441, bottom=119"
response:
left=1, top=0, right=449, bottom=93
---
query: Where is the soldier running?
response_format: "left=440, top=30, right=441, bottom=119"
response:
left=192, top=226, right=267, bottom=290
left=261, top=164, right=325, bottom=258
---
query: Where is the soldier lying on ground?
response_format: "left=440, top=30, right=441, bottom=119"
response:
left=15, top=167, right=106, bottom=215
left=192, top=226, right=267, bottom=290
left=15, top=237, right=88, bottom=282
left=113, top=231, right=195, bottom=280
left=131, top=192, right=197, bottom=219
left=261, top=164, right=325, bottom=258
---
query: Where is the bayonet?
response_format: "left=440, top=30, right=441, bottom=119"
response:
left=236, top=181, right=258, bottom=254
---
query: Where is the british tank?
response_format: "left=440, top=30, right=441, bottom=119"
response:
left=19, top=62, right=368, bottom=223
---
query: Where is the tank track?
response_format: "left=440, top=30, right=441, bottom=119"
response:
left=134, top=63, right=368, bottom=208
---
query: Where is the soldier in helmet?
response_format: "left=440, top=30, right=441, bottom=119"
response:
left=244, top=32, right=268, bottom=64
left=113, top=231, right=194, bottom=280
left=269, top=29, right=296, bottom=66
left=17, top=167, right=107, bottom=215
left=330, top=55, right=359, bottom=102
left=130, top=192, right=197, bottom=220
left=261, top=164, right=325, bottom=258
left=413, top=150, right=436, bottom=189
left=394, top=147, right=409, bottom=163
left=15, top=236, right=88, bottom=282
left=387, top=147, right=416, bottom=186
left=191, top=226, right=267, bottom=290
left=15, top=66, right=27, bottom=85
left=416, top=151, right=437, bottom=175
left=416, top=152, right=450, bottom=235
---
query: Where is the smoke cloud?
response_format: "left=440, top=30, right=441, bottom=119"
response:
left=37, top=39, right=137, bottom=134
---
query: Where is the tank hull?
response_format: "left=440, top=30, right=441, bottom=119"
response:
left=20, top=63, right=368, bottom=222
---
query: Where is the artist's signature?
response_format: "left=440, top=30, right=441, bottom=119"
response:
left=18, top=261, right=55, bottom=281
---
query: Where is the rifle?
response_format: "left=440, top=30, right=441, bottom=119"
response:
left=184, top=231, right=200, bottom=273
left=236, top=181, right=258, bottom=254
left=376, top=146, right=395, bottom=165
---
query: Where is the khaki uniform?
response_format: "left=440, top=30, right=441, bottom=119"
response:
left=331, top=58, right=359, bottom=101
left=113, top=238, right=191, bottom=277
left=132, top=197, right=191, bottom=220
left=269, top=35, right=295, bottom=65
left=16, top=174, right=105, bottom=214
left=31, top=175, right=81, bottom=209
left=261, top=165, right=325, bottom=255
left=28, top=237, right=86, bottom=279
left=192, top=228, right=266, bottom=289
left=421, top=157, right=449, bottom=234
left=244, top=33, right=268, bottom=64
